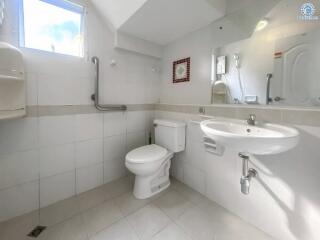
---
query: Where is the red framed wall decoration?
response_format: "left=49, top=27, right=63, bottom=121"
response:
left=173, top=57, right=190, bottom=83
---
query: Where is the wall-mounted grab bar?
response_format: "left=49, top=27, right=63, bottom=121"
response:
left=91, top=56, right=127, bottom=111
left=266, top=73, right=273, bottom=105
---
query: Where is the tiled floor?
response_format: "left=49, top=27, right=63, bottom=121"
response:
left=0, top=176, right=274, bottom=240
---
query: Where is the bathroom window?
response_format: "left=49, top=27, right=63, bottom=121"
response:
left=19, top=0, right=85, bottom=57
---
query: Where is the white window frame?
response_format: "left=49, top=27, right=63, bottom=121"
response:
left=18, top=0, right=87, bottom=58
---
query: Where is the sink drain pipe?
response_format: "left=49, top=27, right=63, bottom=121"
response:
left=239, top=153, right=258, bottom=195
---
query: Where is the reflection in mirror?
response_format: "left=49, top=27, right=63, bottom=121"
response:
left=211, top=0, right=320, bottom=107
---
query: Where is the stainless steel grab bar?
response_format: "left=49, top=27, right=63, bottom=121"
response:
left=91, top=57, right=127, bottom=111
left=266, top=73, right=273, bottom=105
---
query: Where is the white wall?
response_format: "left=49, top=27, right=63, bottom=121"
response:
left=158, top=6, right=258, bottom=104
left=118, top=0, right=226, bottom=45
left=0, top=0, right=160, bottom=222
left=159, top=10, right=259, bottom=105
left=155, top=110, right=320, bottom=240
left=0, top=110, right=153, bottom=222
left=91, top=0, right=148, bottom=30
left=160, top=25, right=214, bottom=104
left=0, top=0, right=161, bottom=106
left=158, top=1, right=320, bottom=240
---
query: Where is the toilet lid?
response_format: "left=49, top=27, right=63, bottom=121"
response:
left=126, top=144, right=168, bottom=164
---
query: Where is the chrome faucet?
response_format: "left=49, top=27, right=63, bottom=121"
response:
left=247, top=114, right=256, bottom=126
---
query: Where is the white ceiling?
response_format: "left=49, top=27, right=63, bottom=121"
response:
left=90, top=0, right=148, bottom=29
left=91, top=0, right=226, bottom=45
left=119, top=0, right=226, bottom=45
left=90, top=0, right=281, bottom=46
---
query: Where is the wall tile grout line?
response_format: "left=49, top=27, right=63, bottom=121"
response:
left=26, top=103, right=320, bottom=126
left=0, top=110, right=152, bottom=223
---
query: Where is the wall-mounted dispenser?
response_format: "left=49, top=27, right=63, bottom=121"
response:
left=0, top=0, right=4, bottom=26
left=212, top=80, right=228, bottom=104
left=0, top=42, right=26, bottom=120
left=216, top=56, right=226, bottom=75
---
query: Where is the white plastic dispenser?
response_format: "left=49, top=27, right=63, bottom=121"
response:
left=0, top=42, right=26, bottom=120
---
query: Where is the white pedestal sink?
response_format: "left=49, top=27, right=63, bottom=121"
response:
left=200, top=118, right=300, bottom=155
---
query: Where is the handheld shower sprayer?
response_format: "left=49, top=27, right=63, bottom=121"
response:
left=233, top=53, right=244, bottom=101
left=234, top=53, right=240, bottom=69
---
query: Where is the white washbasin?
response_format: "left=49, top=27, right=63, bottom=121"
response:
left=200, top=118, right=300, bottom=155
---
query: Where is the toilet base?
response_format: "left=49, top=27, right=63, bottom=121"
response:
left=133, top=159, right=171, bottom=199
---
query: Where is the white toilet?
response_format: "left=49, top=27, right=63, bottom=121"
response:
left=125, top=119, right=186, bottom=199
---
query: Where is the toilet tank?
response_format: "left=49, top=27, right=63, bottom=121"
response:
left=154, top=119, right=186, bottom=153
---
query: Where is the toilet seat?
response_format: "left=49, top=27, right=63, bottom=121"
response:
left=126, top=144, right=168, bottom=164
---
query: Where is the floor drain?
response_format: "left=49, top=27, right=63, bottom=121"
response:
left=27, top=226, right=47, bottom=238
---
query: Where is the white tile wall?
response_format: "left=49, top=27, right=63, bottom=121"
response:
left=26, top=72, right=38, bottom=106
left=104, top=133, right=127, bottom=184
left=39, top=144, right=75, bottom=178
left=75, top=139, right=103, bottom=168
left=104, top=135, right=126, bottom=162
left=0, top=118, right=38, bottom=155
left=76, top=77, right=94, bottom=105
left=0, top=181, right=39, bottom=222
left=0, top=150, right=39, bottom=190
left=127, top=111, right=147, bottom=133
left=186, top=121, right=204, bottom=143
left=0, top=0, right=161, bottom=223
left=183, top=164, right=206, bottom=195
left=38, top=74, right=76, bottom=106
left=104, top=112, right=127, bottom=137
left=22, top=34, right=160, bottom=108
left=76, top=163, right=103, bottom=194
left=145, top=111, right=155, bottom=132
left=126, top=131, right=147, bottom=152
left=40, top=171, right=76, bottom=208
left=39, top=115, right=75, bottom=147
left=156, top=110, right=320, bottom=240
left=184, top=140, right=206, bottom=171
left=0, top=111, right=152, bottom=222
left=104, top=158, right=127, bottom=184
left=170, top=155, right=184, bottom=182
left=75, top=114, right=103, bottom=141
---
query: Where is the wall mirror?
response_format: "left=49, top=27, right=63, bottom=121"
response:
left=211, top=0, right=320, bottom=108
